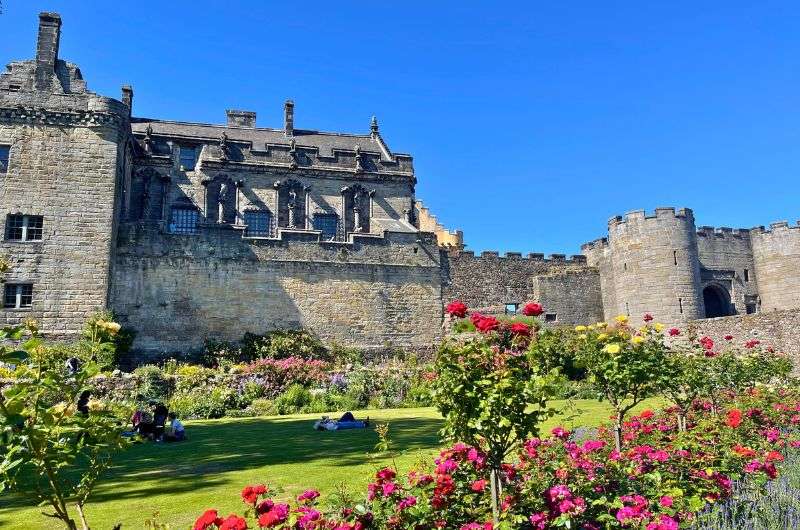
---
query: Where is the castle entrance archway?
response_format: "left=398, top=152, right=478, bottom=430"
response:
left=703, top=284, right=732, bottom=318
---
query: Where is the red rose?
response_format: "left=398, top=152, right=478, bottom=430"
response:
left=643, top=313, right=654, bottom=322
left=726, top=409, right=743, bottom=428
left=475, top=316, right=499, bottom=333
left=194, top=509, right=222, bottom=530
left=219, top=515, right=247, bottom=530
left=668, top=328, right=680, bottom=336
left=509, top=322, right=531, bottom=336
left=699, top=336, right=714, bottom=350
left=445, top=300, right=468, bottom=318
left=745, top=339, right=760, bottom=349
left=522, top=303, right=543, bottom=317
left=470, top=479, right=488, bottom=492
left=241, top=484, right=267, bottom=505
left=724, top=335, right=733, bottom=341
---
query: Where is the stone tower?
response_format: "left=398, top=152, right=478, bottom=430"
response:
left=750, top=222, right=800, bottom=312
left=0, top=13, right=130, bottom=336
left=585, top=208, right=704, bottom=323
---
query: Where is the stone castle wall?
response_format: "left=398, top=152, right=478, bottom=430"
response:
left=696, top=226, right=758, bottom=313
left=751, top=222, right=800, bottom=312
left=111, top=225, right=444, bottom=354
left=0, top=120, right=125, bottom=337
left=688, top=309, right=800, bottom=359
left=583, top=208, right=705, bottom=324
left=442, top=250, right=603, bottom=325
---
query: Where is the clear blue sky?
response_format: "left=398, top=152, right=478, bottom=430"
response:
left=2, top=1, right=798, bottom=254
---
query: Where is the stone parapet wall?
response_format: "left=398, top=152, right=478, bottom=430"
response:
left=442, top=249, right=602, bottom=324
left=750, top=222, right=800, bottom=312
left=688, top=309, right=800, bottom=359
left=112, top=226, right=444, bottom=355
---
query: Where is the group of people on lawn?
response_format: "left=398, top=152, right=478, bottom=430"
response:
left=129, top=402, right=185, bottom=442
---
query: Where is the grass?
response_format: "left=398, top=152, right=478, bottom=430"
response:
left=0, top=399, right=659, bottom=529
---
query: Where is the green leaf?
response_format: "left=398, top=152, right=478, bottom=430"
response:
left=0, top=350, right=27, bottom=364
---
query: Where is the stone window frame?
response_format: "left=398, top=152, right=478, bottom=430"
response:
left=178, top=145, right=197, bottom=171
left=0, top=144, right=10, bottom=174
left=5, top=214, right=43, bottom=242
left=168, top=204, right=200, bottom=235
left=545, top=313, right=558, bottom=323
left=243, top=209, right=273, bottom=238
left=312, top=212, right=339, bottom=241
left=3, top=283, right=33, bottom=310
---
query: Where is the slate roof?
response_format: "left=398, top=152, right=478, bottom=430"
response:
left=130, top=118, right=405, bottom=161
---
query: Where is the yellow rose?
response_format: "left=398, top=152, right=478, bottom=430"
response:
left=632, top=336, right=645, bottom=345
left=603, top=343, right=621, bottom=354
left=615, top=315, right=629, bottom=325
left=587, top=324, right=595, bottom=330
left=102, top=321, right=122, bottom=334
left=87, top=399, right=104, bottom=412
left=575, top=325, right=587, bottom=332
left=578, top=334, right=587, bottom=340
left=654, top=323, right=664, bottom=332
left=597, top=333, right=609, bottom=341
left=596, top=322, right=607, bottom=328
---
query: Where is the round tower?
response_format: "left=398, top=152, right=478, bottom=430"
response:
left=606, top=207, right=703, bottom=323
left=750, top=221, right=800, bottom=312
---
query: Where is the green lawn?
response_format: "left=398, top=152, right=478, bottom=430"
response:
left=0, top=399, right=658, bottom=529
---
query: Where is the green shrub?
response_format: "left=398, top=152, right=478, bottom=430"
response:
left=202, top=339, right=246, bottom=367
left=305, top=390, right=359, bottom=414
left=173, top=363, right=217, bottom=392
left=242, top=329, right=329, bottom=361
left=169, top=387, right=235, bottom=419
left=132, top=364, right=173, bottom=404
left=272, top=383, right=312, bottom=415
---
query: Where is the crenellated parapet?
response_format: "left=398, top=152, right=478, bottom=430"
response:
left=696, top=226, right=751, bottom=239
left=750, top=220, right=800, bottom=312
left=451, top=249, right=589, bottom=264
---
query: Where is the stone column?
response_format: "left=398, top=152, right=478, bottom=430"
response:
left=235, top=180, right=244, bottom=225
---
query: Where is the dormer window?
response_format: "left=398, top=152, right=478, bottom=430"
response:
left=0, top=145, right=10, bottom=173
left=179, top=146, right=197, bottom=171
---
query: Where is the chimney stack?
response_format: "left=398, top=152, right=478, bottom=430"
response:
left=121, top=85, right=134, bottom=117
left=284, top=100, right=294, bottom=136
left=35, top=12, right=62, bottom=90
left=226, top=109, right=256, bottom=128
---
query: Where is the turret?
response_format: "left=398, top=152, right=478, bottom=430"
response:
left=750, top=221, right=800, bottom=312
left=604, top=207, right=703, bottom=322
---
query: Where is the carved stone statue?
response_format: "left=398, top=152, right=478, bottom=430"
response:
left=352, top=189, right=363, bottom=232
left=143, top=124, right=153, bottom=154
left=354, top=145, right=364, bottom=173
left=287, top=188, right=297, bottom=229
left=288, top=138, right=298, bottom=169
left=219, top=132, right=231, bottom=161
left=218, top=182, right=231, bottom=223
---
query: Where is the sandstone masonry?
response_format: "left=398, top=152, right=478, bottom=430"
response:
left=1, top=14, right=798, bottom=359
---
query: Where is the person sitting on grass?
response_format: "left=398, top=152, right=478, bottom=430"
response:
left=164, top=412, right=185, bottom=442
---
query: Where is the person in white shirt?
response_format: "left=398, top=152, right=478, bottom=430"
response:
left=164, top=412, right=185, bottom=442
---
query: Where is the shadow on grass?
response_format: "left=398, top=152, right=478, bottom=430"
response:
left=0, top=413, right=442, bottom=511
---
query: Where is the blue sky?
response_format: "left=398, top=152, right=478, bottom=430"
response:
left=2, top=1, right=798, bottom=254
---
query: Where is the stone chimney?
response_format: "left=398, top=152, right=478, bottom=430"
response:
left=226, top=109, right=256, bottom=128
left=35, top=12, right=62, bottom=90
left=121, top=85, right=134, bottom=117
left=284, top=100, right=294, bottom=136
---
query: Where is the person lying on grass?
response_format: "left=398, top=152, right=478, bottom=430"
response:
left=314, top=411, right=369, bottom=431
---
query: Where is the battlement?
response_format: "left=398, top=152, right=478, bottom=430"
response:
left=751, top=221, right=800, bottom=234
left=696, top=226, right=751, bottom=239
left=451, top=249, right=588, bottom=264
left=608, top=207, right=694, bottom=228
left=580, top=237, right=609, bottom=252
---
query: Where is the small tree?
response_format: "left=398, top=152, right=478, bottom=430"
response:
left=433, top=306, right=561, bottom=523
left=660, top=349, right=712, bottom=431
left=0, top=322, right=129, bottom=530
left=574, top=316, right=669, bottom=452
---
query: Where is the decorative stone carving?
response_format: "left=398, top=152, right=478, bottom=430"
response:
left=288, top=138, right=298, bottom=169
left=218, top=132, right=231, bottom=161
left=354, top=145, right=364, bottom=174
left=143, top=124, right=153, bottom=154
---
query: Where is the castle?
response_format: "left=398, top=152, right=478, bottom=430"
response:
left=1, top=14, right=798, bottom=358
